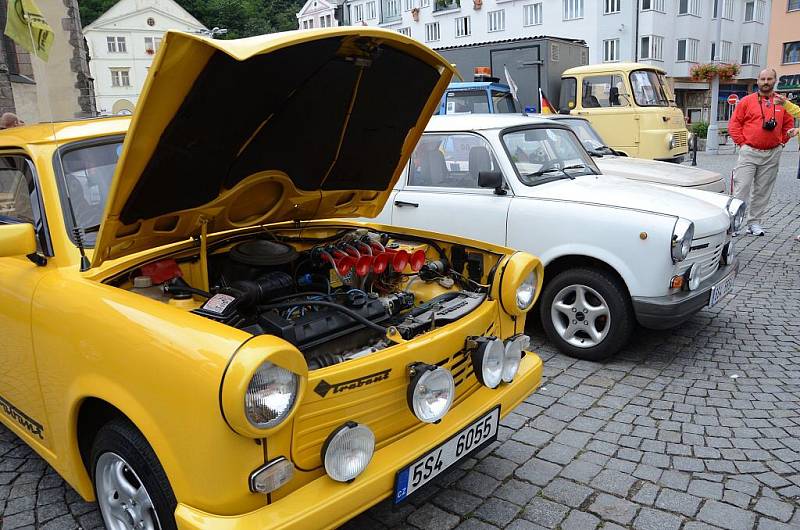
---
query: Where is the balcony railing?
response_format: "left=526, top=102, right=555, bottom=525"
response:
left=433, top=0, right=460, bottom=12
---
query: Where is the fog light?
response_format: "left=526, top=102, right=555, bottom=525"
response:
left=721, top=240, right=735, bottom=265
left=685, top=263, right=701, bottom=291
left=322, top=422, right=375, bottom=482
left=502, top=335, right=529, bottom=383
left=670, top=275, right=685, bottom=289
left=249, top=457, right=294, bottom=494
left=470, top=337, right=504, bottom=389
left=407, top=364, right=455, bottom=423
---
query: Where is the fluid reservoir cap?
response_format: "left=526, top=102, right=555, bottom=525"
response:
left=133, top=275, right=153, bottom=288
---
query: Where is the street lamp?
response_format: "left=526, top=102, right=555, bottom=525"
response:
left=197, top=27, right=228, bottom=38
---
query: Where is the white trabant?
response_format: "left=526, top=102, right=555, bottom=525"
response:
left=372, top=115, right=745, bottom=360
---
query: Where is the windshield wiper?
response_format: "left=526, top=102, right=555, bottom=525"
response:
left=525, top=167, right=575, bottom=180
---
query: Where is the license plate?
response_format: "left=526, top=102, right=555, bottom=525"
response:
left=709, top=271, right=736, bottom=307
left=393, top=407, right=499, bottom=504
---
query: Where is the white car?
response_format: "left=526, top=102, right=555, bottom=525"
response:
left=550, top=115, right=727, bottom=193
left=372, top=115, right=745, bottom=360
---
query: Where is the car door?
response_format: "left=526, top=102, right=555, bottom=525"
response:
left=390, top=132, right=511, bottom=246
left=0, top=154, right=54, bottom=450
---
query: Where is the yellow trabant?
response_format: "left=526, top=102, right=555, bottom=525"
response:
left=0, top=28, right=543, bottom=529
left=559, top=63, right=689, bottom=162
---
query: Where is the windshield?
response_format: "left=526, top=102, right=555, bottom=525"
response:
left=630, top=70, right=670, bottom=107
left=501, top=127, right=599, bottom=186
left=558, top=119, right=609, bottom=152
left=492, top=91, right=517, bottom=113
left=444, top=90, right=491, bottom=114
left=57, top=140, right=123, bottom=246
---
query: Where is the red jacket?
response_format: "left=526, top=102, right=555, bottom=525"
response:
left=728, top=93, right=794, bottom=149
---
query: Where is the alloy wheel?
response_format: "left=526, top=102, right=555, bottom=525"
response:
left=550, top=283, right=610, bottom=348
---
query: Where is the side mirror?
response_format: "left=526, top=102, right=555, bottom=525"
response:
left=478, top=171, right=506, bottom=195
left=0, top=223, right=37, bottom=258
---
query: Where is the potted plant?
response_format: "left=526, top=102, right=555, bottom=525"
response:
left=473, top=0, right=482, bottom=9
left=411, top=7, right=420, bottom=20
left=689, top=62, right=741, bottom=82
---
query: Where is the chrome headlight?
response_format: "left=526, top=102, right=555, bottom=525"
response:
left=686, top=262, right=701, bottom=290
left=516, top=271, right=537, bottom=311
left=671, top=218, right=694, bottom=262
left=721, top=240, right=735, bottom=265
left=503, top=335, right=529, bottom=383
left=666, top=133, right=676, bottom=150
left=322, top=422, right=375, bottom=482
left=245, top=362, right=298, bottom=428
left=470, top=337, right=505, bottom=389
left=727, top=198, right=746, bottom=233
left=407, top=364, right=455, bottom=423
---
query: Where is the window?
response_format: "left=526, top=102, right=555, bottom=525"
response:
left=353, top=4, right=364, bottom=21
left=398, top=26, right=412, bottom=36
left=366, top=1, right=376, bottom=18
left=639, top=35, right=663, bottom=60
left=581, top=75, right=626, bottom=107
left=744, top=0, right=765, bottom=21
left=563, top=0, right=584, bottom=19
left=110, top=68, right=131, bottom=87
left=559, top=77, right=577, bottom=112
left=783, top=41, right=800, bottom=64
left=604, top=0, right=620, bottom=13
left=455, top=16, right=471, bottom=37
left=603, top=39, right=619, bottom=62
left=444, top=90, right=491, bottom=114
left=678, top=0, right=700, bottom=15
left=713, top=0, right=734, bottom=18
left=710, top=40, right=732, bottom=61
left=106, top=36, right=126, bottom=53
left=523, top=3, right=543, bottom=25
left=641, top=0, right=665, bottom=11
left=487, top=9, right=505, bottom=31
left=676, top=38, right=699, bottom=62
left=425, top=22, right=440, bottom=42
left=144, top=37, right=161, bottom=54
left=420, top=0, right=430, bottom=6
left=319, top=16, right=326, bottom=27
left=501, top=128, right=597, bottom=187
left=383, top=0, right=400, bottom=19
left=630, top=69, right=670, bottom=106
left=741, top=43, right=760, bottom=65
left=0, top=158, right=34, bottom=223
left=790, top=0, right=800, bottom=11
left=404, top=0, right=414, bottom=11
left=409, top=134, right=501, bottom=189
left=492, top=91, right=517, bottom=113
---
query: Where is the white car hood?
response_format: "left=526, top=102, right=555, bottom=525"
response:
left=596, top=156, right=723, bottom=187
left=522, top=174, right=729, bottom=236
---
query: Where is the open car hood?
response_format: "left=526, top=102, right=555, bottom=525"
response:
left=91, top=29, right=454, bottom=267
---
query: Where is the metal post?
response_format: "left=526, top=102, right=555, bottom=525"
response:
left=691, top=133, right=698, bottom=166
left=705, top=1, right=724, bottom=152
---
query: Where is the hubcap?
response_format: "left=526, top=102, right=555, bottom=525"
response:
left=550, top=284, right=611, bottom=348
left=95, top=453, right=161, bottom=530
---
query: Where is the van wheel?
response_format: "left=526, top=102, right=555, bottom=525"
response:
left=91, top=419, right=177, bottom=530
left=539, top=267, right=633, bottom=361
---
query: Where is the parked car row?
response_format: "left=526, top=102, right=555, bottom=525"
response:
left=0, top=28, right=743, bottom=530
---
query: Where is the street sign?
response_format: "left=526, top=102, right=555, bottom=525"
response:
left=728, top=94, right=739, bottom=105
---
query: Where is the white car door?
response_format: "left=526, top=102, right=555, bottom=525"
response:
left=389, top=132, right=511, bottom=246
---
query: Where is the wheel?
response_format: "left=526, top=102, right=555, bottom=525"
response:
left=91, top=419, right=178, bottom=530
left=539, top=267, right=633, bottom=361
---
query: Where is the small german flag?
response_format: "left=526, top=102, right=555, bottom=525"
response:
left=539, top=88, right=556, bottom=115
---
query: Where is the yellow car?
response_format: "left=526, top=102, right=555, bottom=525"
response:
left=0, top=28, right=543, bottom=529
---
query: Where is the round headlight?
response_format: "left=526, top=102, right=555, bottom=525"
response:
left=503, top=335, right=529, bottom=383
left=471, top=337, right=505, bottom=389
left=516, top=271, right=537, bottom=311
left=245, top=362, right=298, bottom=428
left=407, top=365, right=455, bottom=423
left=322, top=422, right=375, bottom=482
left=666, top=133, right=675, bottom=150
left=721, top=240, right=735, bottom=265
left=671, top=218, right=694, bottom=262
left=686, top=263, right=701, bottom=291
left=727, top=199, right=746, bottom=233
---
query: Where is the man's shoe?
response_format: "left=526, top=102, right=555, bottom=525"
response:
left=746, top=223, right=765, bottom=236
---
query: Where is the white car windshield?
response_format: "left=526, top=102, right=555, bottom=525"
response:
left=501, top=127, right=598, bottom=186
left=558, top=119, right=609, bottom=152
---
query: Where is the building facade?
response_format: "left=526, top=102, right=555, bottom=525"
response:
left=314, top=0, right=771, bottom=123
left=83, top=0, right=206, bottom=115
left=767, top=0, right=800, bottom=100
left=297, top=0, right=340, bottom=29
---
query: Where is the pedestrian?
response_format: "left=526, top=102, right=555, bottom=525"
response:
left=0, top=113, right=23, bottom=129
left=775, top=94, right=800, bottom=241
left=728, top=68, right=798, bottom=236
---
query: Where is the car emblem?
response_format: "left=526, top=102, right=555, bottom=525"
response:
left=314, top=369, right=392, bottom=397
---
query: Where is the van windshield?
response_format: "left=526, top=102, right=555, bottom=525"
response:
left=630, top=70, right=670, bottom=107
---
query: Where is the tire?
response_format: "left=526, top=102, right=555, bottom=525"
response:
left=539, top=267, right=634, bottom=361
left=91, top=418, right=178, bottom=530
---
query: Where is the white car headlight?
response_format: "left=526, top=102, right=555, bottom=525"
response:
left=407, top=364, right=455, bottom=423
left=686, top=262, right=701, bottom=290
left=502, top=335, right=529, bottom=383
left=470, top=337, right=505, bottom=389
left=671, top=218, right=694, bottom=262
left=322, top=422, right=375, bottom=482
left=727, top=198, right=746, bottom=233
left=516, top=271, right=537, bottom=311
left=245, top=362, right=298, bottom=428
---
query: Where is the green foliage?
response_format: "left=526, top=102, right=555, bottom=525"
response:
left=690, top=121, right=709, bottom=139
left=79, top=0, right=305, bottom=37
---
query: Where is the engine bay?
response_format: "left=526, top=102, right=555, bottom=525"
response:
left=114, top=228, right=496, bottom=370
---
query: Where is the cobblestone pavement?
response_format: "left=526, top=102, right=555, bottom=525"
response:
left=1, top=148, right=799, bottom=529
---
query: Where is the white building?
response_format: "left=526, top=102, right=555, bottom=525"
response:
left=297, top=0, right=340, bottom=29
left=318, top=0, right=771, bottom=121
left=83, top=0, right=207, bottom=115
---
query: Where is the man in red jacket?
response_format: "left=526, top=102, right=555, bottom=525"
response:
left=728, top=68, right=797, bottom=236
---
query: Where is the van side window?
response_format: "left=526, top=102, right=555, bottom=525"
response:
left=559, top=77, right=577, bottom=112
left=0, top=155, right=51, bottom=255
left=581, top=75, right=627, bottom=107
left=409, top=134, right=500, bottom=189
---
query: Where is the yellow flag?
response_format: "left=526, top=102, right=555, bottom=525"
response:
left=4, top=0, right=53, bottom=62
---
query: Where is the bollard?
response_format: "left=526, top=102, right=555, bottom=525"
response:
left=691, top=133, right=698, bottom=166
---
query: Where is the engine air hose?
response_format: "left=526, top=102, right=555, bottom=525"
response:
left=257, top=300, right=389, bottom=333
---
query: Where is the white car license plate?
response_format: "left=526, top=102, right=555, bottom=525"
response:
left=393, top=407, right=499, bottom=504
left=709, top=271, right=736, bottom=307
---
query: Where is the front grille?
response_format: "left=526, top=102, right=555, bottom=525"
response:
left=675, top=130, right=688, bottom=148
left=681, top=232, right=725, bottom=283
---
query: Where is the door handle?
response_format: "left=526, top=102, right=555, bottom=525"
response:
left=394, top=200, right=419, bottom=208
